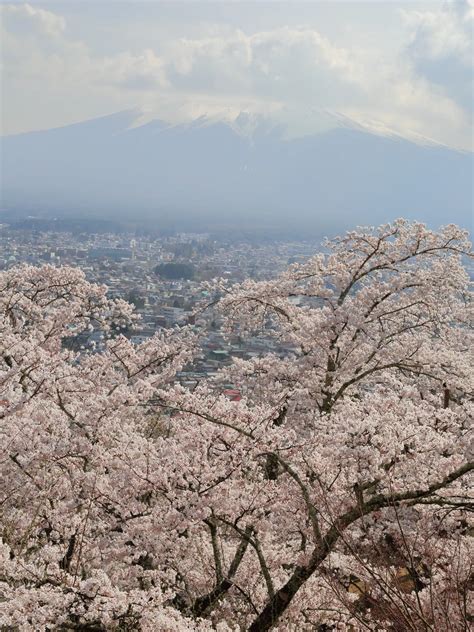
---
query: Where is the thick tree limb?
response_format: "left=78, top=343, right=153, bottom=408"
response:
left=191, top=525, right=252, bottom=617
left=248, top=461, right=473, bottom=632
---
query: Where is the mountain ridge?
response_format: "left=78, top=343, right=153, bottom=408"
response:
left=2, top=110, right=472, bottom=235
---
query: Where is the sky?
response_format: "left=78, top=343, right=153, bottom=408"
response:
left=1, top=1, right=473, bottom=150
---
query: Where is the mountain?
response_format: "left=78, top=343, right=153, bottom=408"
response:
left=1, top=110, right=472, bottom=236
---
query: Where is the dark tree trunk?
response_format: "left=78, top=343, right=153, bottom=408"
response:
left=264, top=453, right=279, bottom=480
left=443, top=383, right=450, bottom=409
left=247, top=564, right=315, bottom=632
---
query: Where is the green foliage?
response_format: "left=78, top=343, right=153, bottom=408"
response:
left=154, top=262, right=195, bottom=280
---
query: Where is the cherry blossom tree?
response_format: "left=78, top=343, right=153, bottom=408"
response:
left=1, top=220, right=472, bottom=631
left=158, top=220, right=473, bottom=630
left=0, top=265, right=218, bottom=630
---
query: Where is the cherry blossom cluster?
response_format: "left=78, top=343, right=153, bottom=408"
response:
left=1, top=221, right=472, bottom=631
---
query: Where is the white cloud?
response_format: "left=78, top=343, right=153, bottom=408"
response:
left=401, top=1, right=473, bottom=64
left=101, top=49, right=169, bottom=90
left=400, top=1, right=473, bottom=117
left=1, top=3, right=65, bottom=37
left=166, top=27, right=359, bottom=99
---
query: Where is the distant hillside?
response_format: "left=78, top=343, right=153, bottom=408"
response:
left=1, top=110, right=472, bottom=235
